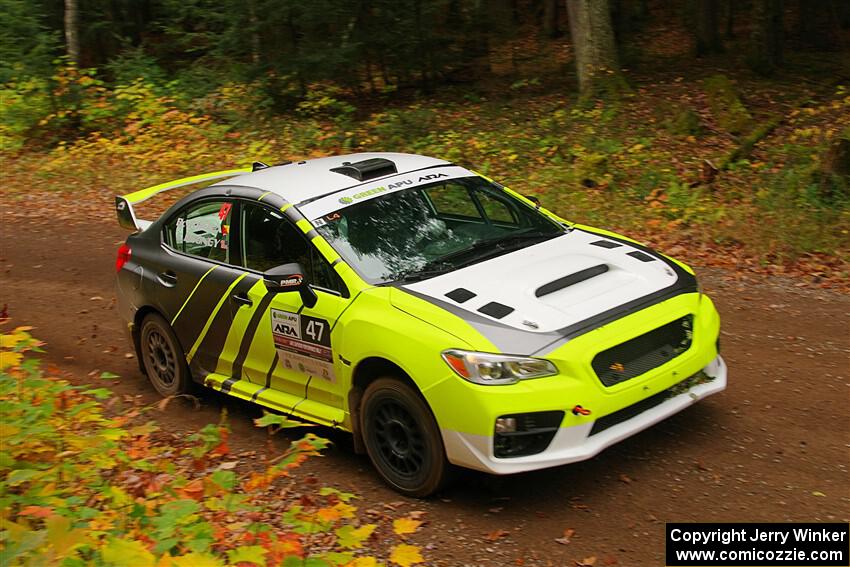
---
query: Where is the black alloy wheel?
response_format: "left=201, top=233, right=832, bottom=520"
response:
left=361, top=377, right=449, bottom=497
left=140, top=313, right=191, bottom=397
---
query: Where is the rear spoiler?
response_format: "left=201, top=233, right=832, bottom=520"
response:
left=115, top=167, right=254, bottom=231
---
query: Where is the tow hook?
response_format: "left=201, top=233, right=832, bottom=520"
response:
left=571, top=405, right=592, bottom=416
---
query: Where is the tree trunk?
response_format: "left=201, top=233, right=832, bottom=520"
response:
left=64, top=0, right=80, bottom=64
left=248, top=0, right=260, bottom=65
left=750, top=0, right=783, bottom=74
left=543, top=0, right=560, bottom=38
left=694, top=0, right=722, bottom=55
left=797, top=0, right=841, bottom=50
left=565, top=0, right=624, bottom=98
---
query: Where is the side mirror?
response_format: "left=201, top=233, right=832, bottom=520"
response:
left=263, top=263, right=318, bottom=308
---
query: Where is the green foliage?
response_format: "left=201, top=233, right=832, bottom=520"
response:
left=704, top=75, right=754, bottom=135
left=0, top=328, right=428, bottom=566
left=663, top=105, right=703, bottom=136
left=0, top=0, right=57, bottom=82
left=0, top=77, right=52, bottom=151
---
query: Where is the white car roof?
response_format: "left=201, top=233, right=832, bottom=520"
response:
left=212, top=152, right=451, bottom=205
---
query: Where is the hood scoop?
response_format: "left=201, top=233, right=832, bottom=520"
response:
left=535, top=264, right=609, bottom=297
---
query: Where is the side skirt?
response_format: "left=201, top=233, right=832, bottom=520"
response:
left=204, top=373, right=349, bottom=430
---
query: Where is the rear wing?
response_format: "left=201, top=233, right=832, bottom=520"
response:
left=115, top=167, right=255, bottom=231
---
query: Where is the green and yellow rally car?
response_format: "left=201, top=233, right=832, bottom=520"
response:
left=115, top=153, right=726, bottom=496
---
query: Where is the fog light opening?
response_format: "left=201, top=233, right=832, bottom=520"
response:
left=495, top=417, right=517, bottom=433
left=493, top=411, right=564, bottom=458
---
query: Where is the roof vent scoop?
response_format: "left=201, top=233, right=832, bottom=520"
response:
left=330, top=158, right=397, bottom=181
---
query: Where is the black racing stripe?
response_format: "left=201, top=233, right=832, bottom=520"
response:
left=172, top=268, right=241, bottom=351
left=251, top=355, right=279, bottom=401
left=192, top=275, right=258, bottom=376
left=223, top=292, right=276, bottom=392
left=303, top=228, right=319, bottom=239
left=286, top=376, right=312, bottom=418
left=219, top=375, right=238, bottom=394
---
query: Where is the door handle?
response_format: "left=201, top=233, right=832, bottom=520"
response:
left=231, top=292, right=253, bottom=308
left=157, top=270, right=178, bottom=287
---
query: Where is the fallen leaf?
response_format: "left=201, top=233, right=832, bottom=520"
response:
left=556, top=528, right=575, bottom=545
left=390, top=543, right=424, bottom=567
left=618, top=474, right=632, bottom=484
left=19, top=505, right=54, bottom=518
left=485, top=529, right=510, bottom=541
left=574, top=556, right=597, bottom=566
left=393, top=517, right=423, bottom=536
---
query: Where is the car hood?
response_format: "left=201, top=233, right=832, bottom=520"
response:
left=391, top=228, right=696, bottom=355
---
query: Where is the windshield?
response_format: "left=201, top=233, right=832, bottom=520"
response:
left=313, top=176, right=566, bottom=284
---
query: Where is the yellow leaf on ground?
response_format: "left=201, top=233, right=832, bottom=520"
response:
left=389, top=543, right=424, bottom=567
left=0, top=333, right=25, bottom=348
left=0, top=351, right=23, bottom=370
left=170, top=553, right=224, bottom=567
left=101, top=538, right=155, bottom=567
left=392, top=517, right=423, bottom=536
left=347, top=557, right=378, bottom=567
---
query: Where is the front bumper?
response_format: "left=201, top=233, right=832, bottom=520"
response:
left=440, top=354, right=726, bottom=474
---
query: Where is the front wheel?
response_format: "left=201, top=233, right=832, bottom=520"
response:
left=361, top=377, right=449, bottom=497
left=139, top=313, right=191, bottom=397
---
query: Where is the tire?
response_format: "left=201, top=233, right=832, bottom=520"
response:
left=139, top=313, right=192, bottom=397
left=361, top=377, right=449, bottom=497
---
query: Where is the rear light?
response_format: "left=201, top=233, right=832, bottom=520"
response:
left=115, top=243, right=132, bottom=272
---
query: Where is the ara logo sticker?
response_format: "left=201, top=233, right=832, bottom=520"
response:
left=270, top=309, right=336, bottom=381
left=418, top=173, right=448, bottom=182
left=274, top=322, right=299, bottom=336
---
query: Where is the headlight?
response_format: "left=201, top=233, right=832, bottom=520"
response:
left=441, top=349, right=558, bottom=385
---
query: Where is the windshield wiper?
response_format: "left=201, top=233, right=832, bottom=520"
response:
left=389, top=230, right=560, bottom=284
left=428, top=230, right=558, bottom=268
left=391, top=266, right=455, bottom=284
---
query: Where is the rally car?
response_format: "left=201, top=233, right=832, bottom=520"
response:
left=115, top=152, right=727, bottom=497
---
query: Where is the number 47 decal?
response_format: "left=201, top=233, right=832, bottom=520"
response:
left=305, top=319, right=325, bottom=342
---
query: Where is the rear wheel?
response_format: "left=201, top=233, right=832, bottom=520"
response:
left=140, top=313, right=191, bottom=397
left=361, top=377, right=449, bottom=497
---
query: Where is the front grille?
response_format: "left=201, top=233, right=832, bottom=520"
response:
left=592, top=315, right=693, bottom=387
left=589, top=390, right=667, bottom=436
left=588, top=370, right=714, bottom=436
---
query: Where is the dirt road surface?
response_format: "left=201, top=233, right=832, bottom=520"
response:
left=1, top=218, right=848, bottom=566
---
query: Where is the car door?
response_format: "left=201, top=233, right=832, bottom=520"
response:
left=158, top=198, right=256, bottom=380
left=235, top=201, right=349, bottom=419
